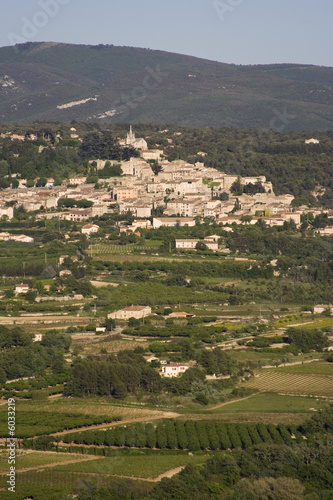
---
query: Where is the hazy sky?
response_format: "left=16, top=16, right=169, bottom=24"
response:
left=1, top=0, right=332, bottom=66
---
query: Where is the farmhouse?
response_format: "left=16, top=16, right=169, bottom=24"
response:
left=108, top=305, right=152, bottom=320
left=168, top=311, right=195, bottom=318
left=15, top=283, right=30, bottom=295
left=81, top=224, right=100, bottom=235
left=153, top=217, right=196, bottom=229
left=175, top=239, right=219, bottom=251
left=161, top=363, right=190, bottom=377
left=314, top=304, right=333, bottom=314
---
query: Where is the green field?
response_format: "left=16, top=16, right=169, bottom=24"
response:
left=207, top=392, right=326, bottom=414
left=0, top=469, right=154, bottom=500
left=276, top=362, right=333, bottom=375
left=53, top=454, right=207, bottom=478
left=229, top=350, right=320, bottom=365
left=0, top=451, right=89, bottom=473
left=0, top=408, right=118, bottom=438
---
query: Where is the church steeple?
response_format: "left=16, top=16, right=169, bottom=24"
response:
left=126, top=125, right=135, bottom=145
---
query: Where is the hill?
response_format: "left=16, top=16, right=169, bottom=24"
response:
left=0, top=42, right=332, bottom=130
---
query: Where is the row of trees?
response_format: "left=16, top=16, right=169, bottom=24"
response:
left=60, top=420, right=305, bottom=451
left=152, top=406, right=333, bottom=499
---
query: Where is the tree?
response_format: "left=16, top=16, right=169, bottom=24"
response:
left=156, top=423, right=167, bottom=448
left=231, top=178, right=243, bottom=196
left=195, top=241, right=208, bottom=252
left=231, top=477, right=304, bottom=500
left=146, top=423, right=156, bottom=448
left=36, top=177, right=47, bottom=187
left=25, top=290, right=37, bottom=302
left=0, top=367, right=6, bottom=385
left=284, top=327, right=329, bottom=353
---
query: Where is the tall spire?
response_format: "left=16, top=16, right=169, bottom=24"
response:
left=127, top=125, right=135, bottom=145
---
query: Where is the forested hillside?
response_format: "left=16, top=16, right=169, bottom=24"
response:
left=0, top=42, right=332, bottom=130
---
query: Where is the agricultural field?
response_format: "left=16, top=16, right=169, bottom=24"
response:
left=52, top=453, right=207, bottom=479
left=0, top=409, right=118, bottom=438
left=242, top=367, right=333, bottom=397
left=0, top=398, right=180, bottom=436
left=0, top=450, right=94, bottom=473
left=206, top=392, right=326, bottom=414
left=82, top=337, right=151, bottom=355
left=277, top=361, right=333, bottom=375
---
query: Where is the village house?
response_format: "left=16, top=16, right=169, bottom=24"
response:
left=165, top=198, right=203, bottom=217
left=120, top=203, right=152, bottom=218
left=153, top=217, right=196, bottom=229
left=60, top=209, right=92, bottom=222
left=175, top=239, right=219, bottom=251
left=91, top=204, right=109, bottom=217
left=161, top=363, right=190, bottom=377
left=305, top=138, right=320, bottom=144
left=317, top=227, right=333, bottom=236
left=0, top=232, right=34, bottom=243
left=81, top=224, right=100, bottom=236
left=0, top=232, right=11, bottom=241
left=141, top=149, right=164, bottom=161
left=0, top=205, right=14, bottom=219
left=68, top=176, right=87, bottom=185
left=114, top=187, right=137, bottom=201
left=314, top=304, right=333, bottom=314
left=120, top=219, right=152, bottom=232
left=108, top=305, right=152, bottom=320
left=168, top=311, right=195, bottom=318
left=145, top=355, right=159, bottom=363
left=12, top=234, right=34, bottom=243
left=15, top=283, right=30, bottom=295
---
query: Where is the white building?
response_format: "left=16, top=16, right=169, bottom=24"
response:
left=161, top=363, right=190, bottom=377
left=13, top=234, right=34, bottom=243
left=318, top=227, right=333, bottom=236
left=81, top=224, right=100, bottom=235
left=141, top=149, right=164, bottom=161
left=108, top=305, right=152, bottom=320
left=175, top=239, right=219, bottom=251
left=0, top=205, right=14, bottom=219
left=305, top=138, right=320, bottom=144
left=314, top=304, right=333, bottom=314
left=15, top=284, right=30, bottom=295
left=153, top=217, right=196, bottom=229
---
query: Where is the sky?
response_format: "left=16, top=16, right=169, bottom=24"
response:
left=1, top=0, right=332, bottom=66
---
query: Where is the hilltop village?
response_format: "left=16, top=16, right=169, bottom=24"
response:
left=0, top=125, right=332, bottom=500
left=0, top=126, right=331, bottom=240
